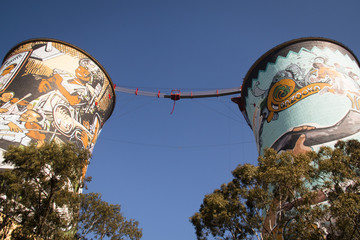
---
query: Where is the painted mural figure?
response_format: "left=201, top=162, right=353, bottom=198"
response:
left=0, top=64, right=17, bottom=89
left=310, top=62, right=360, bottom=97
left=38, top=70, right=84, bottom=106
left=0, top=108, right=45, bottom=148
left=0, top=92, right=30, bottom=115
left=30, top=58, right=105, bottom=151
left=72, top=114, right=100, bottom=151
left=37, top=59, right=103, bottom=110
left=0, top=40, right=115, bottom=170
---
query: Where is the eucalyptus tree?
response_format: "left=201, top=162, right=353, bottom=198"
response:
left=191, top=140, right=360, bottom=240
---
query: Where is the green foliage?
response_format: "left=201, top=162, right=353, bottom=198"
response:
left=76, top=193, right=142, bottom=240
left=190, top=140, right=360, bottom=240
left=0, top=142, right=142, bottom=240
left=0, top=141, right=89, bottom=240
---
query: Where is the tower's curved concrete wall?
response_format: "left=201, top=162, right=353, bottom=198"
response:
left=0, top=39, right=115, bottom=170
left=241, top=38, right=360, bottom=155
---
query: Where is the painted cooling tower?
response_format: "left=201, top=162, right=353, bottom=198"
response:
left=234, top=37, right=360, bottom=238
left=0, top=39, right=115, bottom=170
left=238, top=37, right=360, bottom=155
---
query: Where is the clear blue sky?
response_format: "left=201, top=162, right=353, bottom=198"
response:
left=1, top=1, right=360, bottom=239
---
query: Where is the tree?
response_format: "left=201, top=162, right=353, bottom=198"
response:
left=190, top=140, right=360, bottom=240
left=76, top=193, right=142, bottom=240
left=0, top=141, right=88, bottom=239
left=0, top=141, right=142, bottom=240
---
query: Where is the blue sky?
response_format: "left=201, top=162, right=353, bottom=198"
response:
left=1, top=1, right=360, bottom=239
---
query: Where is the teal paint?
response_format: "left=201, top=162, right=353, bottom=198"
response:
left=241, top=38, right=360, bottom=155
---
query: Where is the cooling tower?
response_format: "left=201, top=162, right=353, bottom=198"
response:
left=239, top=37, right=360, bottom=155
left=0, top=38, right=115, bottom=170
left=234, top=37, right=360, bottom=238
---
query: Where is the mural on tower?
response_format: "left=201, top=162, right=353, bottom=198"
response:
left=0, top=39, right=115, bottom=169
left=239, top=38, right=360, bottom=238
left=241, top=38, right=360, bottom=155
